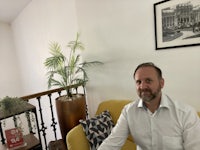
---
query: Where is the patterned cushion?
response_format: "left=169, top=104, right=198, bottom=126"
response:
left=79, top=110, right=114, bottom=150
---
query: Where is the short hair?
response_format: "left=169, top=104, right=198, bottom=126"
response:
left=133, top=62, right=162, bottom=79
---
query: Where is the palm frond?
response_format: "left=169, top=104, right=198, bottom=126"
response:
left=67, top=33, right=84, bottom=52
left=48, top=78, right=62, bottom=87
left=80, top=61, right=103, bottom=68
left=44, top=42, right=66, bottom=70
left=71, top=78, right=87, bottom=85
left=70, top=54, right=81, bottom=67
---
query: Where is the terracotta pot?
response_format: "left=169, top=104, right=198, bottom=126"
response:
left=56, top=94, right=86, bottom=141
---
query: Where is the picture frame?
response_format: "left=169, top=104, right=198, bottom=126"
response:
left=154, top=0, right=200, bottom=50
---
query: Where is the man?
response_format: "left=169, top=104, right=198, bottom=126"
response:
left=98, top=62, right=200, bottom=150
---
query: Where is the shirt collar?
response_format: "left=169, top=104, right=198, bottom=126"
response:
left=137, top=94, right=170, bottom=109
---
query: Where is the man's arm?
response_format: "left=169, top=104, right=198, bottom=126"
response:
left=183, top=108, right=200, bottom=150
left=98, top=107, right=130, bottom=150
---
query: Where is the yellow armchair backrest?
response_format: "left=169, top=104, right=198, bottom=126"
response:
left=95, top=100, right=133, bottom=124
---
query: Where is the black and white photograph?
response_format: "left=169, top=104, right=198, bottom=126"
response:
left=154, top=0, right=200, bottom=50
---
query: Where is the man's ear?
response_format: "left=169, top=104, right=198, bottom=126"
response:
left=160, top=78, right=164, bottom=88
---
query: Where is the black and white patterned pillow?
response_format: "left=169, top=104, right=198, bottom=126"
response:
left=79, top=110, right=114, bottom=150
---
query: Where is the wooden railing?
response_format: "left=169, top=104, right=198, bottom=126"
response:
left=18, top=83, right=85, bottom=150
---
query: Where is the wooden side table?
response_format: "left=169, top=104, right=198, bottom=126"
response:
left=48, top=139, right=67, bottom=150
left=0, top=103, right=42, bottom=149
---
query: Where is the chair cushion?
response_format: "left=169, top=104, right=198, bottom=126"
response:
left=80, top=110, right=114, bottom=150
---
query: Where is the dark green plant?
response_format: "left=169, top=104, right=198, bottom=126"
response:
left=44, top=33, right=102, bottom=97
left=0, top=96, right=36, bottom=132
left=0, top=96, right=28, bottom=116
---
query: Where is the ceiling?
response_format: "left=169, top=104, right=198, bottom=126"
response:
left=0, top=0, right=32, bottom=23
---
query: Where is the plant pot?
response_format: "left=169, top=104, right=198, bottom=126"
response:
left=55, top=94, right=86, bottom=141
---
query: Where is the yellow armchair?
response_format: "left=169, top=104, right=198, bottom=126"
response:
left=66, top=100, right=136, bottom=150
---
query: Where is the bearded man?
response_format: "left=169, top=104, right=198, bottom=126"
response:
left=98, top=62, right=200, bottom=150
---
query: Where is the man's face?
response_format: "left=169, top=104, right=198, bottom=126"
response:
left=134, top=67, right=164, bottom=102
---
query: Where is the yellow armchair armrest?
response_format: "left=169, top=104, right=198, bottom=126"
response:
left=66, top=124, right=90, bottom=150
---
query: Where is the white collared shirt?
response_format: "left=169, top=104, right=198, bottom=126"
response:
left=98, top=94, right=200, bottom=150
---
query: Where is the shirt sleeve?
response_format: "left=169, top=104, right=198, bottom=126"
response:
left=98, top=106, right=130, bottom=150
left=183, top=107, right=200, bottom=150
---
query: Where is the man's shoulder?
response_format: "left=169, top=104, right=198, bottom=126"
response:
left=165, top=95, right=196, bottom=116
left=125, top=99, right=139, bottom=107
left=123, top=99, right=140, bottom=113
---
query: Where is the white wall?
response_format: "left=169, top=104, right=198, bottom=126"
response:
left=12, top=0, right=78, bottom=94
left=75, top=0, right=200, bottom=116
left=0, top=22, right=22, bottom=97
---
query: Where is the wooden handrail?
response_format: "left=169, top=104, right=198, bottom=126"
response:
left=20, top=83, right=84, bottom=101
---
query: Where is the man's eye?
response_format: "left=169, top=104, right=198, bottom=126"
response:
left=146, top=79, right=152, bottom=83
left=136, top=80, right=141, bottom=85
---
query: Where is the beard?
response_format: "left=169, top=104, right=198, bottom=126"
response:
left=138, top=85, right=161, bottom=102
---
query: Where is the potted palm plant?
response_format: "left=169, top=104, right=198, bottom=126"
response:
left=44, top=33, right=102, bottom=141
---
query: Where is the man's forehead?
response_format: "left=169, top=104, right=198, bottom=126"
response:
left=135, top=66, right=157, bottom=74
left=134, top=67, right=157, bottom=79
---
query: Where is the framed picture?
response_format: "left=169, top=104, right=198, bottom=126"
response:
left=154, top=0, right=200, bottom=50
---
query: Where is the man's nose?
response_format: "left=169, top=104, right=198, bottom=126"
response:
left=139, top=82, right=148, bottom=89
